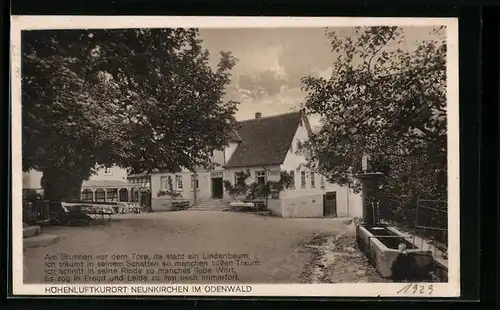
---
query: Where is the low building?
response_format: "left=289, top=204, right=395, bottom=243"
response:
left=22, top=166, right=150, bottom=205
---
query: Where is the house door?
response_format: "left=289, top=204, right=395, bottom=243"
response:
left=323, top=192, right=337, bottom=217
left=211, top=178, right=223, bottom=199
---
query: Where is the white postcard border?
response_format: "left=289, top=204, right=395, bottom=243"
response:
left=10, top=16, right=460, bottom=297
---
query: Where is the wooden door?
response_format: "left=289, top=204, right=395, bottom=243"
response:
left=211, top=178, right=223, bottom=199
left=323, top=192, right=337, bottom=217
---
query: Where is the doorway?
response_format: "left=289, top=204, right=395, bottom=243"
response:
left=323, top=191, right=337, bottom=217
left=211, top=177, right=223, bottom=199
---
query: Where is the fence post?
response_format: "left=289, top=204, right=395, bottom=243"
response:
left=357, top=172, right=384, bottom=227
left=414, top=202, right=420, bottom=247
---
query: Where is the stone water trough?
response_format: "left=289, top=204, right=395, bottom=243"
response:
left=355, top=173, right=434, bottom=280
left=356, top=224, right=433, bottom=278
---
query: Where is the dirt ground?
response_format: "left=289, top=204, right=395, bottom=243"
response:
left=301, top=221, right=391, bottom=283
left=24, top=211, right=386, bottom=284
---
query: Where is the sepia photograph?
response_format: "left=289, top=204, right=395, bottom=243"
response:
left=11, top=16, right=459, bottom=297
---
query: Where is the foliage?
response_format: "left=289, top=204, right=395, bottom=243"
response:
left=157, top=176, right=183, bottom=199
left=223, top=169, right=251, bottom=200
left=22, top=28, right=239, bottom=200
left=223, top=170, right=295, bottom=201
left=277, top=170, right=295, bottom=189
left=23, top=189, right=40, bottom=201
left=299, top=26, right=447, bottom=204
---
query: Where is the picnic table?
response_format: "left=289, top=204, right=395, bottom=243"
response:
left=85, top=206, right=114, bottom=224
left=49, top=202, right=115, bottom=226
left=116, top=202, right=143, bottom=214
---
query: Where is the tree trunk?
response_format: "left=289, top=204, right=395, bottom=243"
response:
left=41, top=168, right=84, bottom=201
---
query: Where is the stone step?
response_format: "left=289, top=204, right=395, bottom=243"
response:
left=196, top=205, right=227, bottom=208
left=24, top=234, right=59, bottom=249
left=197, top=200, right=227, bottom=205
left=23, top=226, right=41, bottom=238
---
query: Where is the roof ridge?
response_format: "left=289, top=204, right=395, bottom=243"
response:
left=237, top=111, right=301, bottom=123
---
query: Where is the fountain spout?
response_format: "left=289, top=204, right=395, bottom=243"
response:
left=356, top=172, right=385, bottom=227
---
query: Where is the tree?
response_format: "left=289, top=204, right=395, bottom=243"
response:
left=22, top=28, right=239, bottom=200
left=237, top=69, right=285, bottom=100
left=299, top=26, right=447, bottom=205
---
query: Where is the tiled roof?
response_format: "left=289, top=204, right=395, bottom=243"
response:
left=224, top=111, right=303, bottom=168
left=228, top=129, right=243, bottom=142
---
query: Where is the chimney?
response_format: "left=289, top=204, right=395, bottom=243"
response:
left=255, top=112, right=262, bottom=119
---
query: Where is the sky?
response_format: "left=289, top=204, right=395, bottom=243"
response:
left=198, top=26, right=444, bottom=127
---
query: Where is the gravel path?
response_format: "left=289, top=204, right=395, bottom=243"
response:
left=23, top=211, right=385, bottom=284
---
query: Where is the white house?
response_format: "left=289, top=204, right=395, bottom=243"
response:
left=151, top=111, right=362, bottom=218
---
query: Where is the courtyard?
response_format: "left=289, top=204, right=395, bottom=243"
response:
left=24, top=211, right=386, bottom=284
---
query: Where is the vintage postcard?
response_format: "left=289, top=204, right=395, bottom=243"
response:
left=11, top=16, right=459, bottom=297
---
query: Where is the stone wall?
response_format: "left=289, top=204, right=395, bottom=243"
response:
left=266, top=199, right=283, bottom=216
left=281, top=194, right=324, bottom=218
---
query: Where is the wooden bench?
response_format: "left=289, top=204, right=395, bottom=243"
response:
left=171, top=201, right=190, bottom=211
left=229, top=201, right=255, bottom=212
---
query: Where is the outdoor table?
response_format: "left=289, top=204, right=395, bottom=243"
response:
left=62, top=202, right=115, bottom=225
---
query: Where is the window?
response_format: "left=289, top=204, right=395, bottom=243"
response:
left=311, top=172, right=316, bottom=188
left=320, top=176, right=325, bottom=189
left=95, top=189, right=106, bottom=202
left=106, top=189, right=118, bottom=202
left=255, top=170, right=266, bottom=185
left=81, top=189, right=93, bottom=201
left=235, top=172, right=247, bottom=186
left=160, top=176, right=170, bottom=190
left=119, top=188, right=129, bottom=202
left=289, top=171, right=295, bottom=189
left=104, top=167, right=112, bottom=175
left=301, top=171, right=306, bottom=188
left=175, top=175, right=183, bottom=191
left=191, top=175, right=199, bottom=190
left=131, top=188, right=139, bottom=202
